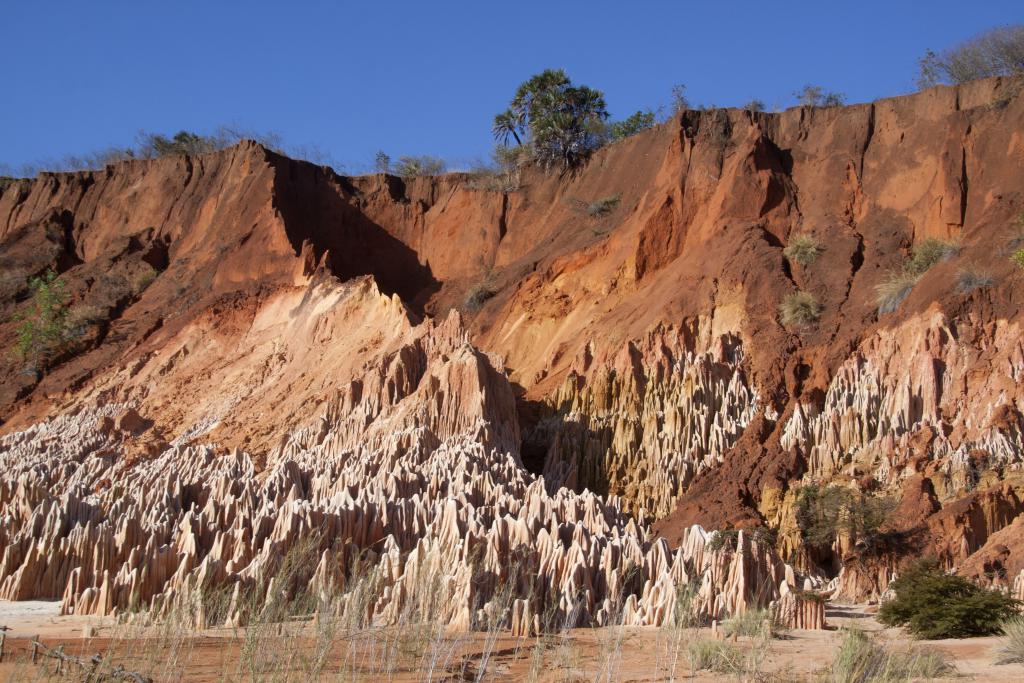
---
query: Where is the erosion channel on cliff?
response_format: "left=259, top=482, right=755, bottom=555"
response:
left=1, top=76, right=1023, bottom=634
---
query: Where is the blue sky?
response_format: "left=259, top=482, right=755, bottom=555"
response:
left=2, top=1, right=1021, bottom=173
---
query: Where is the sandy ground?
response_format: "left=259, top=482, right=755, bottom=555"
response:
left=0, top=601, right=1021, bottom=681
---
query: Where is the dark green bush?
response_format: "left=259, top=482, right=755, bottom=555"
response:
left=608, top=110, right=655, bottom=140
left=795, top=485, right=896, bottom=553
left=12, top=269, right=70, bottom=364
left=142, top=130, right=219, bottom=156
left=878, top=560, right=1020, bottom=638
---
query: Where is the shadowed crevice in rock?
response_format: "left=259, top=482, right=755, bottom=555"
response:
left=269, top=154, right=440, bottom=317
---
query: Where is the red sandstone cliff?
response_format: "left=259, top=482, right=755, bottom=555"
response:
left=1, top=76, right=1023, bottom=618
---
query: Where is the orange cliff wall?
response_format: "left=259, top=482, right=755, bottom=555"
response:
left=1, top=77, right=1023, bottom=566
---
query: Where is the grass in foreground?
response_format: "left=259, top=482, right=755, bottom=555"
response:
left=831, top=628, right=955, bottom=683
left=995, top=616, right=1024, bottom=665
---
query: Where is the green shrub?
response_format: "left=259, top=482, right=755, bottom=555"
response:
left=783, top=234, right=821, bottom=266
left=12, top=269, right=70, bottom=363
left=878, top=560, right=1020, bottom=639
left=996, top=616, right=1024, bottom=664
left=587, top=194, right=621, bottom=217
left=743, top=99, right=766, bottom=112
left=955, top=268, right=994, bottom=294
left=608, top=110, right=655, bottom=140
left=1011, top=248, right=1024, bottom=269
left=374, top=150, right=391, bottom=174
left=779, top=291, right=822, bottom=327
left=832, top=628, right=954, bottom=682
left=906, top=238, right=959, bottom=276
left=795, top=485, right=896, bottom=553
left=394, top=156, right=446, bottom=178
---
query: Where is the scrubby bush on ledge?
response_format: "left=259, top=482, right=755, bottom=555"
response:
left=779, top=291, right=822, bottom=327
left=394, top=155, right=447, bottom=178
left=876, top=237, right=961, bottom=314
left=1011, top=248, right=1024, bottom=270
left=587, top=194, right=621, bottom=217
left=12, top=269, right=71, bottom=365
left=794, top=84, right=845, bottom=107
left=783, top=233, right=820, bottom=266
left=878, top=560, right=1020, bottom=639
left=464, top=280, right=496, bottom=311
left=905, top=238, right=960, bottom=277
left=955, top=268, right=994, bottom=294
left=875, top=270, right=919, bottom=314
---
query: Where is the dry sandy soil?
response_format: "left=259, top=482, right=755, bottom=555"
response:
left=1, top=601, right=1021, bottom=681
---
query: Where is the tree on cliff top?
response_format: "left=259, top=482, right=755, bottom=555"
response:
left=918, top=24, right=1024, bottom=88
left=492, top=69, right=609, bottom=169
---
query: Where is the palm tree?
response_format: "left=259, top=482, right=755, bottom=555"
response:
left=491, top=109, right=523, bottom=146
left=494, top=69, right=609, bottom=169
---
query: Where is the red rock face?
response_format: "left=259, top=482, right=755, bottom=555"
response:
left=0, top=76, right=1023, bottom=618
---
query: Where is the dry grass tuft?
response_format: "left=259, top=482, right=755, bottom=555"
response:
left=721, top=607, right=779, bottom=639
left=831, top=628, right=955, bottom=683
left=875, top=271, right=919, bottom=314
left=779, top=291, right=822, bottom=327
left=905, top=238, right=959, bottom=276
left=784, top=234, right=821, bottom=266
left=955, top=268, right=994, bottom=294
left=587, top=194, right=621, bottom=217
left=995, top=616, right=1024, bottom=665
